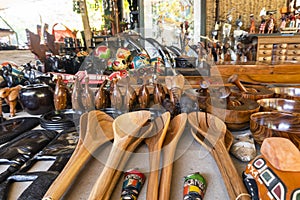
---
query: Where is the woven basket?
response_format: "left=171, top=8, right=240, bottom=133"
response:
left=206, top=0, right=286, bottom=35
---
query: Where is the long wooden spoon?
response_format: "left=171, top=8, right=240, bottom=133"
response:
left=158, top=113, right=187, bottom=200
left=145, top=111, right=171, bottom=200
left=103, top=121, right=154, bottom=200
left=88, top=110, right=151, bottom=200
left=188, top=112, right=250, bottom=200
left=43, top=110, right=114, bottom=200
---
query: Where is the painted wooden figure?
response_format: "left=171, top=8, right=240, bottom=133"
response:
left=243, top=137, right=300, bottom=200
left=120, top=169, right=146, bottom=200
left=183, top=172, right=207, bottom=200
left=249, top=14, right=256, bottom=33
left=259, top=8, right=267, bottom=34
left=267, top=13, right=275, bottom=34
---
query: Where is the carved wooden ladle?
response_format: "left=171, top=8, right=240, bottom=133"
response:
left=188, top=112, right=250, bottom=200
left=158, top=113, right=187, bottom=200
left=145, top=112, right=171, bottom=200
left=88, top=110, right=151, bottom=200
left=43, top=110, right=114, bottom=200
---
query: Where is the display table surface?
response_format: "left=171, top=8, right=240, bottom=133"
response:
left=2, top=110, right=253, bottom=200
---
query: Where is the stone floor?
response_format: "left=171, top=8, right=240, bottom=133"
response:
left=0, top=50, right=36, bottom=66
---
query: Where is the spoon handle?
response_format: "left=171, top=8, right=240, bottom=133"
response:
left=158, top=163, right=173, bottom=200
left=212, top=141, right=250, bottom=200
left=146, top=150, right=161, bottom=200
left=88, top=143, right=124, bottom=200
left=43, top=142, right=91, bottom=200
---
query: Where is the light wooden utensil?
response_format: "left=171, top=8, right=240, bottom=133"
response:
left=88, top=110, right=151, bottom=200
left=188, top=112, right=250, bottom=200
left=145, top=112, right=171, bottom=200
left=158, top=113, right=187, bottom=200
left=43, top=110, right=114, bottom=200
left=103, top=121, right=154, bottom=200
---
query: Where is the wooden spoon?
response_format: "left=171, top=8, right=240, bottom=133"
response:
left=188, top=112, right=250, bottom=200
left=145, top=112, right=171, bottom=200
left=158, top=113, right=187, bottom=200
left=43, top=110, right=114, bottom=200
left=103, top=121, right=154, bottom=200
left=88, top=110, right=151, bottom=200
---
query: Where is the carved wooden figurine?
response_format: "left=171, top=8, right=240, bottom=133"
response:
left=183, top=172, right=207, bottom=200
left=153, top=82, right=166, bottom=105
left=0, top=85, right=21, bottom=117
left=249, top=14, right=256, bottom=33
left=95, top=79, right=110, bottom=110
left=138, top=82, right=150, bottom=109
left=123, top=76, right=137, bottom=111
left=81, top=76, right=95, bottom=112
left=120, top=169, right=146, bottom=200
left=54, top=75, right=70, bottom=111
left=71, top=75, right=84, bottom=112
left=267, top=13, right=275, bottom=34
left=110, top=77, right=123, bottom=110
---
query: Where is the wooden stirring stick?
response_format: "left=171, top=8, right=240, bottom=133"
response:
left=158, top=113, right=187, bottom=200
left=88, top=110, right=151, bottom=200
left=145, top=112, right=171, bottom=200
left=43, top=110, right=114, bottom=200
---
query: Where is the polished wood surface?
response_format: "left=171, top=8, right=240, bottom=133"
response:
left=250, top=111, right=300, bottom=149
left=145, top=112, right=171, bottom=200
left=158, top=113, right=187, bottom=200
left=188, top=112, right=250, bottom=200
left=88, top=110, right=151, bottom=200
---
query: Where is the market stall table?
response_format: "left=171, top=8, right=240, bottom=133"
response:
left=3, top=111, right=250, bottom=200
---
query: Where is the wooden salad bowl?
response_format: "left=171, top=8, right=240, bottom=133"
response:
left=250, top=111, right=300, bottom=149
left=228, top=74, right=274, bottom=100
left=206, top=96, right=260, bottom=131
left=257, top=98, right=300, bottom=114
left=269, top=87, right=300, bottom=100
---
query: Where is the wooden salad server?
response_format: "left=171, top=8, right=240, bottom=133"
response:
left=145, top=112, right=171, bottom=200
left=188, top=112, right=250, bottom=200
left=103, top=121, right=154, bottom=200
left=158, top=113, right=187, bottom=200
left=88, top=110, right=151, bottom=200
left=43, top=110, right=114, bottom=200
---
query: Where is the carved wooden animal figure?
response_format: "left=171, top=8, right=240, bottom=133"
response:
left=71, top=75, right=84, bottom=112
left=54, top=75, right=69, bottom=111
left=95, top=79, right=110, bottom=110
left=0, top=85, right=21, bottom=117
left=81, top=76, right=95, bottom=112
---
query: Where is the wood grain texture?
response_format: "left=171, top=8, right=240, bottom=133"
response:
left=158, top=113, right=187, bottom=200
left=145, top=112, right=171, bottom=200
left=188, top=112, right=250, bottom=200
left=88, top=110, right=151, bottom=200
left=43, top=110, right=114, bottom=200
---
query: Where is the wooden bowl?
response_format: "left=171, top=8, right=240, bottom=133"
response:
left=206, top=96, right=260, bottom=131
left=257, top=98, right=300, bottom=114
left=250, top=111, right=300, bottom=149
left=230, top=85, right=274, bottom=100
left=269, top=87, right=300, bottom=100
left=184, top=88, right=208, bottom=110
